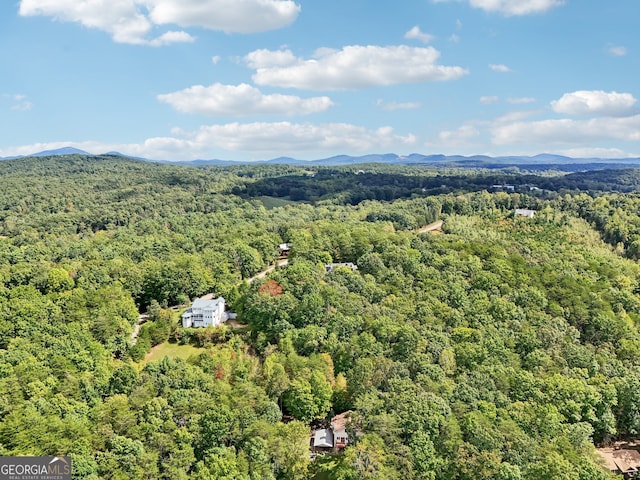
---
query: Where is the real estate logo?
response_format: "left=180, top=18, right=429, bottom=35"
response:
left=0, top=456, right=71, bottom=480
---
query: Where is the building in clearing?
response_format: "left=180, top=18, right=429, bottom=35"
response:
left=515, top=208, right=535, bottom=218
left=278, top=243, right=291, bottom=258
left=331, top=411, right=352, bottom=449
left=325, top=263, right=358, bottom=273
left=182, top=297, right=226, bottom=328
left=596, top=446, right=640, bottom=479
left=311, top=429, right=334, bottom=451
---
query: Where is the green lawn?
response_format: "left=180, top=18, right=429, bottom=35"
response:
left=142, top=342, right=203, bottom=364
left=257, top=196, right=298, bottom=209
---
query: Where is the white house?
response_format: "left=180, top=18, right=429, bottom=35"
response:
left=331, top=411, right=351, bottom=449
left=325, top=263, right=358, bottom=273
left=182, top=297, right=226, bottom=328
left=312, top=429, right=334, bottom=450
left=515, top=208, right=535, bottom=218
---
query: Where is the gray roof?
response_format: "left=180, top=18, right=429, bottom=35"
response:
left=313, top=429, right=334, bottom=448
left=191, top=297, right=224, bottom=310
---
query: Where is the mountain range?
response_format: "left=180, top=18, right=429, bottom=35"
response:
left=3, top=147, right=640, bottom=171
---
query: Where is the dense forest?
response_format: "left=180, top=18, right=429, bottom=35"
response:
left=2, top=154, right=640, bottom=479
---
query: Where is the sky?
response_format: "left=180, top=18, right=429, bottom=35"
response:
left=1, top=0, right=639, bottom=161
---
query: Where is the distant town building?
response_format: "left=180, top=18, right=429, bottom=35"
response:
left=279, top=243, right=291, bottom=258
left=182, top=297, right=226, bottom=328
left=491, top=184, right=515, bottom=191
left=514, top=208, right=535, bottom=218
left=325, top=263, right=358, bottom=273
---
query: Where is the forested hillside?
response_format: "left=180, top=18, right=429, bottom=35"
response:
left=1, top=155, right=640, bottom=479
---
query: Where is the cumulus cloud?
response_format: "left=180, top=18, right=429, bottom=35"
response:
left=480, top=96, right=499, bottom=104
left=1, top=122, right=417, bottom=160
left=551, top=90, right=637, bottom=116
left=247, top=45, right=468, bottom=90
left=438, top=125, right=480, bottom=143
left=18, top=0, right=300, bottom=44
left=376, top=99, right=422, bottom=111
left=404, top=26, right=435, bottom=43
left=491, top=115, right=640, bottom=145
left=434, top=0, right=564, bottom=16
left=190, top=122, right=417, bottom=153
left=157, top=83, right=333, bottom=116
left=507, top=97, right=536, bottom=104
left=557, top=147, right=634, bottom=159
left=608, top=45, right=627, bottom=57
left=147, top=0, right=300, bottom=33
left=489, top=64, right=511, bottom=73
left=3, top=93, right=33, bottom=111
left=148, top=31, right=195, bottom=47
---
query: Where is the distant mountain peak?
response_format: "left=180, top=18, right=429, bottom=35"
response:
left=32, top=147, right=91, bottom=157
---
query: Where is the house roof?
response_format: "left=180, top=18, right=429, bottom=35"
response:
left=313, top=429, right=334, bottom=448
left=597, top=448, right=640, bottom=473
left=191, top=297, right=225, bottom=310
left=331, top=411, right=352, bottom=431
left=515, top=208, right=535, bottom=216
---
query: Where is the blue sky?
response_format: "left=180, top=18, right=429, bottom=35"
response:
left=1, top=0, right=639, bottom=161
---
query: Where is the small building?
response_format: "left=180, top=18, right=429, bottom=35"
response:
left=279, top=243, right=291, bottom=258
left=325, top=263, right=358, bottom=273
left=596, top=447, right=640, bottom=479
left=515, top=208, right=535, bottom=218
left=492, top=184, right=515, bottom=191
left=311, top=429, right=334, bottom=452
left=331, top=411, right=352, bottom=449
left=182, top=297, right=226, bottom=328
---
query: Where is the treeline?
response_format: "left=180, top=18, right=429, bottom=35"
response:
left=232, top=167, right=640, bottom=205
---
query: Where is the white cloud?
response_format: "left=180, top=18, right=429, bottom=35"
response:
left=211, top=56, right=221, bottom=65
left=244, top=49, right=300, bottom=69
left=557, top=147, right=634, bottom=159
left=480, top=96, right=499, bottom=104
left=247, top=45, right=468, bottom=90
left=551, top=90, right=637, bottom=116
left=190, top=122, right=417, bottom=154
left=489, top=63, right=511, bottom=73
left=494, top=110, right=540, bottom=123
left=148, top=30, right=195, bottom=46
left=157, top=83, right=333, bottom=116
left=491, top=115, right=640, bottom=145
left=3, top=93, right=33, bottom=111
left=147, top=0, right=300, bottom=33
left=449, top=34, right=461, bottom=43
left=376, top=100, right=422, bottom=111
left=18, top=0, right=300, bottom=45
left=608, top=45, right=627, bottom=57
left=404, top=26, right=435, bottom=43
left=0, top=122, right=417, bottom=160
left=438, top=125, right=480, bottom=143
left=507, top=97, right=536, bottom=104
left=434, top=0, right=564, bottom=16
left=12, top=101, right=33, bottom=111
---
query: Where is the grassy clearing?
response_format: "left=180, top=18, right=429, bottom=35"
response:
left=142, top=342, right=203, bottom=364
left=257, top=196, right=298, bottom=209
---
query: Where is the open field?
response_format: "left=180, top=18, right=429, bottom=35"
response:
left=142, top=342, right=203, bottom=364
